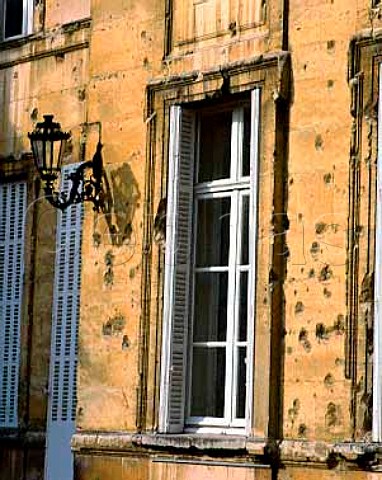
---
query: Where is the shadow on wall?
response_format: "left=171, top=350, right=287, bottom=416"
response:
left=100, top=162, right=140, bottom=247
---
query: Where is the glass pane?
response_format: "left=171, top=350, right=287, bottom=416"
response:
left=198, top=110, right=232, bottom=182
left=236, top=347, right=247, bottom=419
left=195, top=197, right=231, bottom=267
left=5, top=0, right=23, bottom=38
left=193, top=272, right=228, bottom=342
left=242, top=107, right=251, bottom=177
left=238, top=272, right=248, bottom=342
left=190, top=347, right=225, bottom=417
left=241, top=195, right=250, bottom=265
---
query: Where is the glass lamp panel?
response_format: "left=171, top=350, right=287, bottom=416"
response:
left=195, top=197, right=231, bottom=267
left=31, top=140, right=44, bottom=171
left=190, top=347, right=226, bottom=417
left=45, top=140, right=54, bottom=173
left=198, top=110, right=232, bottom=182
left=193, top=271, right=228, bottom=342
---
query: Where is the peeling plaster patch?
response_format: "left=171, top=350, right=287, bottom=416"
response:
left=315, top=134, right=324, bottom=150
left=129, top=268, right=135, bottom=279
left=319, top=264, right=333, bottom=282
left=298, top=328, right=311, bottom=352
left=287, top=346, right=293, bottom=355
left=295, top=301, right=304, bottom=314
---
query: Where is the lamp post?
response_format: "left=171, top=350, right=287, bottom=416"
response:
left=28, top=115, right=104, bottom=211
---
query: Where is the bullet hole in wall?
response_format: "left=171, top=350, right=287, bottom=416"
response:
left=334, top=314, right=345, bottom=334
left=315, top=134, right=324, bottom=150
left=295, top=301, right=304, bottom=314
left=315, top=222, right=327, bottom=235
left=103, top=250, right=115, bottom=287
left=319, top=265, right=333, bottom=282
left=310, top=242, right=320, bottom=256
left=102, top=313, right=126, bottom=336
left=31, top=108, right=38, bottom=121
left=122, top=335, right=130, bottom=350
left=325, top=402, right=341, bottom=428
left=323, top=287, right=332, bottom=298
left=327, top=79, right=334, bottom=89
left=298, top=424, right=307, bottom=437
left=323, top=173, right=332, bottom=184
left=327, top=40, right=335, bottom=51
left=78, top=88, right=86, bottom=101
left=298, top=328, right=311, bottom=352
left=93, top=232, right=101, bottom=247
left=316, top=323, right=329, bottom=340
left=324, top=373, right=335, bottom=387
left=309, top=268, right=315, bottom=278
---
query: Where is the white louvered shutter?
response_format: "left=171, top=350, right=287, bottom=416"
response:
left=0, top=182, right=26, bottom=427
left=159, top=106, right=195, bottom=433
left=45, top=165, right=83, bottom=480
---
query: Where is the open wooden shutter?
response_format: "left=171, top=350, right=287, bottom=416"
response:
left=45, top=164, right=83, bottom=480
left=246, top=88, right=261, bottom=433
left=159, top=106, right=195, bottom=433
left=0, top=182, right=27, bottom=427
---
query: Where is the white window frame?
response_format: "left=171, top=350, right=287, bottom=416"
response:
left=373, top=62, right=382, bottom=441
left=160, top=89, right=260, bottom=435
left=1, top=0, right=33, bottom=41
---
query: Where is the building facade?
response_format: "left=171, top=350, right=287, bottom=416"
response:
left=2, top=0, right=382, bottom=479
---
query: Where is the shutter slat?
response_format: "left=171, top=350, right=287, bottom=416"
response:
left=159, top=106, right=195, bottom=433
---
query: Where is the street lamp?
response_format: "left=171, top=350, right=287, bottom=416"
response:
left=28, top=114, right=104, bottom=211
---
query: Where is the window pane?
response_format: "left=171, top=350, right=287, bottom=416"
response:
left=190, top=347, right=225, bottom=417
left=198, top=110, right=231, bottom=182
left=238, top=272, right=248, bottom=342
left=242, top=107, right=251, bottom=177
left=236, top=347, right=247, bottom=419
left=240, top=195, right=249, bottom=265
left=195, top=197, right=230, bottom=267
left=5, top=0, right=24, bottom=38
left=193, top=272, right=228, bottom=342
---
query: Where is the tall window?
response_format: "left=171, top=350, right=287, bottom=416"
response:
left=1, top=0, right=33, bottom=40
left=160, top=89, right=260, bottom=434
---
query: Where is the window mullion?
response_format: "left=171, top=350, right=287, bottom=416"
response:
left=225, top=189, right=239, bottom=425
